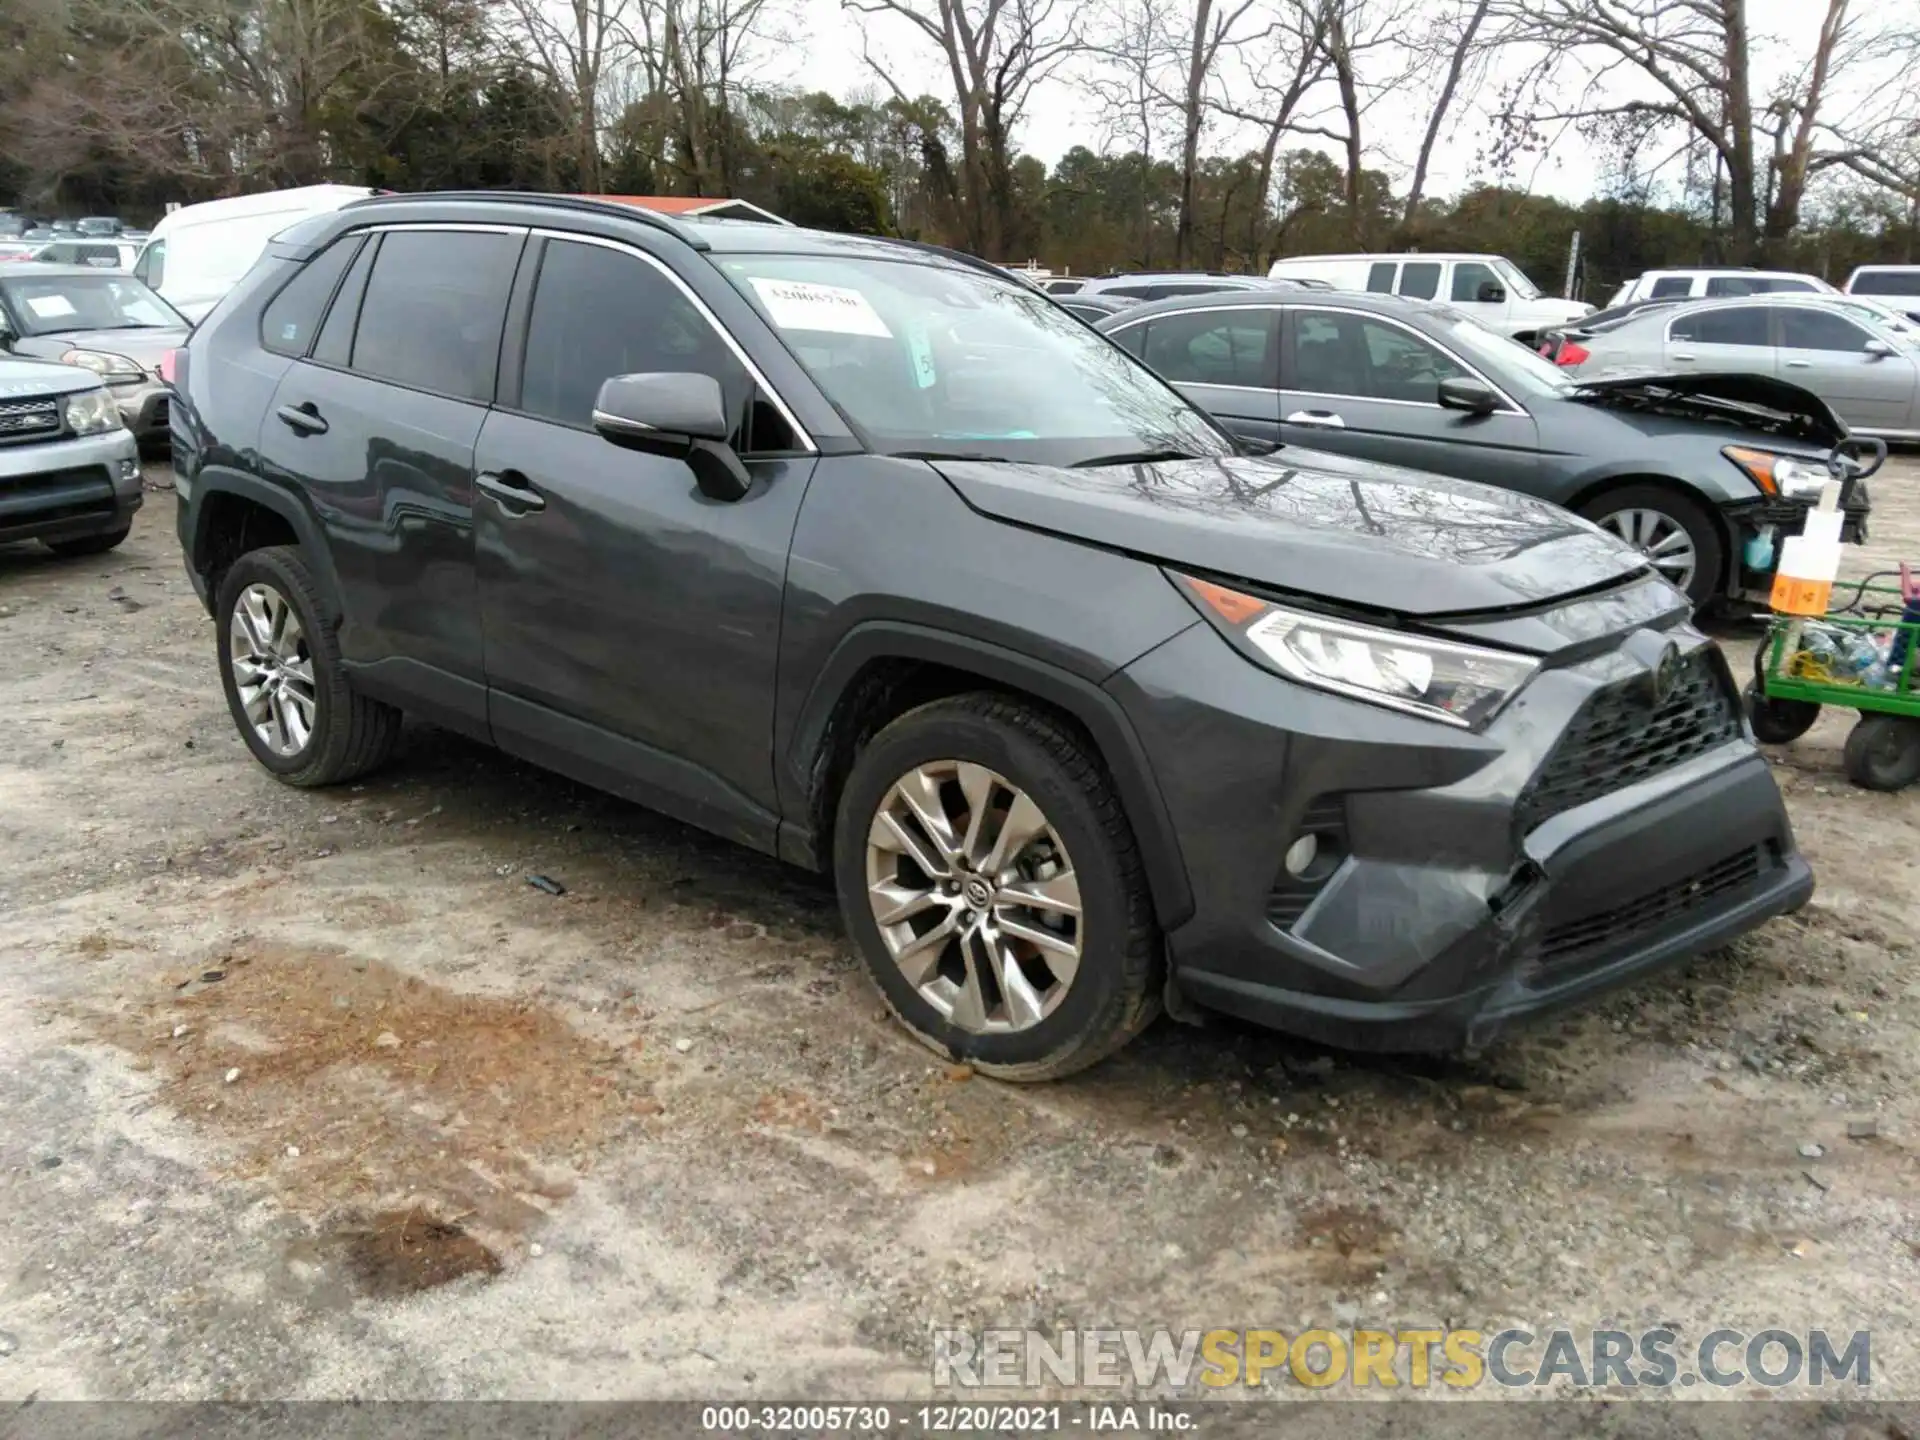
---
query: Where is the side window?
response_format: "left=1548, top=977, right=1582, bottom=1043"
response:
left=1108, top=322, right=1149, bottom=357
left=134, top=240, right=164, bottom=290
left=1853, top=269, right=1920, bottom=297
left=1365, top=262, right=1397, bottom=293
left=1358, top=317, right=1466, bottom=401
left=259, top=235, right=363, bottom=359
left=1397, top=262, right=1441, bottom=300
left=81, top=244, right=119, bottom=267
left=1290, top=309, right=1463, bottom=400
left=1452, top=261, right=1498, bottom=302
left=1769, top=279, right=1817, bottom=293
left=1705, top=275, right=1760, bottom=297
left=1102, top=285, right=1153, bottom=299
left=1780, top=308, right=1873, bottom=352
left=348, top=230, right=520, bottom=402
left=1648, top=276, right=1692, bottom=299
left=1670, top=306, right=1769, bottom=347
left=1138, top=309, right=1274, bottom=388
left=519, top=238, right=796, bottom=454
left=312, top=236, right=377, bottom=368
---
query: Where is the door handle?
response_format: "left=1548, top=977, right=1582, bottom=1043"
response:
left=1285, top=410, right=1346, bottom=428
left=1785, top=359, right=1811, bottom=369
left=1670, top=352, right=1697, bottom=363
left=477, top=469, right=546, bottom=513
left=275, top=402, right=327, bottom=435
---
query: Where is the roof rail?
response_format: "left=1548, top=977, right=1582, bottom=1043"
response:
left=886, top=235, right=1026, bottom=285
left=339, top=190, right=707, bottom=249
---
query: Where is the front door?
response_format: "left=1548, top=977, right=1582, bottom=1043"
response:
left=1663, top=304, right=1775, bottom=376
left=1774, top=305, right=1919, bottom=433
left=257, top=225, right=525, bottom=736
left=1276, top=305, right=1541, bottom=493
left=474, top=234, right=816, bottom=848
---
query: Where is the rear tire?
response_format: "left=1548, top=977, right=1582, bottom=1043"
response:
left=45, top=526, right=130, bottom=557
left=834, top=693, right=1160, bottom=1081
left=1580, top=485, right=1723, bottom=609
left=1842, top=714, right=1920, bottom=792
left=1744, top=681, right=1820, bottom=745
left=215, top=546, right=401, bottom=787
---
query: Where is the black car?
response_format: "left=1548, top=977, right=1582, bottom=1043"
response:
left=170, top=192, right=1812, bottom=1076
left=1097, top=289, right=1872, bottom=608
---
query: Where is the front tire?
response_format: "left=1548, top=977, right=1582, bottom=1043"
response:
left=834, top=694, right=1160, bottom=1080
left=1580, top=485, right=1723, bottom=608
left=215, top=546, right=400, bottom=787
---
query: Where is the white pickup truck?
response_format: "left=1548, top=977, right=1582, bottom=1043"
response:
left=1266, top=252, right=1589, bottom=341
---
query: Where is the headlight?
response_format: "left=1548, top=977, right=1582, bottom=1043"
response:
left=62, top=348, right=145, bottom=384
left=63, top=386, right=124, bottom=435
left=1724, top=446, right=1833, bottom=500
left=1175, top=574, right=1540, bottom=729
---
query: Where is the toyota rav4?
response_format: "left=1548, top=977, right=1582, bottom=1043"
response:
left=169, top=193, right=1813, bottom=1078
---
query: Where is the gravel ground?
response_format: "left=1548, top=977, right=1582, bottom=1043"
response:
left=1, top=462, right=1917, bottom=1411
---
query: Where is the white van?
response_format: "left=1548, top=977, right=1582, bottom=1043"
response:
left=1845, top=266, right=1920, bottom=322
left=1607, top=268, right=1833, bottom=307
left=132, top=185, right=373, bottom=322
left=1265, top=252, right=1588, bottom=339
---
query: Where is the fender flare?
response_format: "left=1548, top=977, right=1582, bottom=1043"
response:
left=782, top=622, right=1196, bottom=931
left=187, top=468, right=344, bottom=623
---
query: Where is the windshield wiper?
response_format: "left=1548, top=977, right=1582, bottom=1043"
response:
left=1069, top=448, right=1200, bottom=468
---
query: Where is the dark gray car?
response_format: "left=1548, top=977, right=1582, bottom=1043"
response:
left=1098, top=289, right=1872, bottom=608
left=169, top=193, right=1812, bottom=1076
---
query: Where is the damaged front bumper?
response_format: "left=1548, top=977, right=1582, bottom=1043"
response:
left=1726, top=487, right=1872, bottom=603
left=1111, top=612, right=1812, bottom=1053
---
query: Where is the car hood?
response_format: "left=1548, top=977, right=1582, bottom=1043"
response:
left=932, top=449, right=1648, bottom=618
left=17, top=327, right=188, bottom=373
left=0, top=356, right=101, bottom=397
left=1569, top=370, right=1846, bottom=449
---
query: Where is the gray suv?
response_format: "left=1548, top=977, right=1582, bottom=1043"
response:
left=169, top=193, right=1812, bottom=1077
left=0, top=356, right=142, bottom=554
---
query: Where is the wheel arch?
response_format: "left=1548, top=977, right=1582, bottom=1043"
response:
left=188, top=472, right=341, bottom=622
left=780, top=624, right=1195, bottom=931
left=1566, top=471, right=1736, bottom=591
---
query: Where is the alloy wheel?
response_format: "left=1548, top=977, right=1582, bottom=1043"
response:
left=864, top=761, right=1083, bottom=1034
left=228, top=582, right=317, bottom=757
left=1599, top=507, right=1698, bottom=592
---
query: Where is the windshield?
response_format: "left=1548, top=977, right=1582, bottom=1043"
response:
left=1491, top=258, right=1542, bottom=300
left=0, top=272, right=184, bottom=335
left=714, top=252, right=1233, bottom=466
left=1437, top=311, right=1574, bottom=396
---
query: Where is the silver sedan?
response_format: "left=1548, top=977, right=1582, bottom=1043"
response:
left=1568, top=293, right=1920, bottom=440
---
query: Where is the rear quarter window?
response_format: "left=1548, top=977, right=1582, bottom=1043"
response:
left=259, top=235, right=364, bottom=358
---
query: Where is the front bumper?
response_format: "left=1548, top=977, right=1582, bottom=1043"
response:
left=1111, top=620, right=1811, bottom=1052
left=109, top=379, right=171, bottom=443
left=1726, top=488, right=1870, bottom=602
left=0, top=427, right=142, bottom=545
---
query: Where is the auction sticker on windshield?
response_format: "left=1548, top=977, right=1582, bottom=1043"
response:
left=25, top=294, right=78, bottom=319
left=749, top=277, right=893, bottom=337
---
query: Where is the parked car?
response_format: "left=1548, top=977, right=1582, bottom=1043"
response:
left=1565, top=294, right=1920, bottom=442
left=75, top=217, right=125, bottom=237
left=0, top=355, right=142, bottom=555
left=1266, top=252, right=1588, bottom=342
left=133, top=183, right=373, bottom=322
left=167, top=191, right=1816, bottom=1074
left=31, top=239, right=140, bottom=270
left=0, top=243, right=40, bottom=265
left=1844, top=265, right=1920, bottom=323
left=0, top=214, right=29, bottom=239
left=47, top=219, right=79, bottom=235
left=0, top=263, right=189, bottom=445
left=20, top=228, right=57, bottom=243
left=1097, top=289, right=1870, bottom=608
left=1055, top=293, right=1134, bottom=324
left=1043, top=278, right=1086, bottom=295
left=1537, top=298, right=1688, bottom=363
left=1607, top=268, right=1834, bottom=306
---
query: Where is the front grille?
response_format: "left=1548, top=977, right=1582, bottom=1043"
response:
left=1517, top=651, right=1740, bottom=832
left=1536, top=846, right=1762, bottom=974
left=0, top=395, right=62, bottom=445
left=1265, top=795, right=1348, bottom=929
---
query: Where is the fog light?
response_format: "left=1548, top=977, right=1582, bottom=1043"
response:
left=1283, top=833, right=1319, bottom=878
left=118, top=458, right=140, bottom=481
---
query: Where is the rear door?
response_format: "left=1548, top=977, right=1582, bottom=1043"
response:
left=1277, top=305, right=1541, bottom=490
left=1775, top=305, right=1918, bottom=432
left=257, top=224, right=525, bottom=735
left=1120, top=305, right=1281, bottom=444
left=1663, top=304, right=1774, bottom=374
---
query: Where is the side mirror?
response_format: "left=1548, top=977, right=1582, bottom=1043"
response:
left=593, top=372, right=750, bottom=502
left=1476, top=281, right=1507, bottom=304
left=1864, top=338, right=1894, bottom=360
left=1438, top=376, right=1500, bottom=416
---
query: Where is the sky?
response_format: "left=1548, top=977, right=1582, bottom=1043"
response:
left=775, top=0, right=1863, bottom=211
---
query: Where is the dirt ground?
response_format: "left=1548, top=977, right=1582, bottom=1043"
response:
left=1, top=461, right=1918, bottom=1407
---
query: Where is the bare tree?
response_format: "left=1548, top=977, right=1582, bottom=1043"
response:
left=1211, top=0, right=1331, bottom=266
left=498, top=0, right=636, bottom=191
left=1287, top=0, right=1418, bottom=247
left=849, top=0, right=1079, bottom=258
left=1399, top=0, right=1497, bottom=231
left=1492, top=0, right=1901, bottom=257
